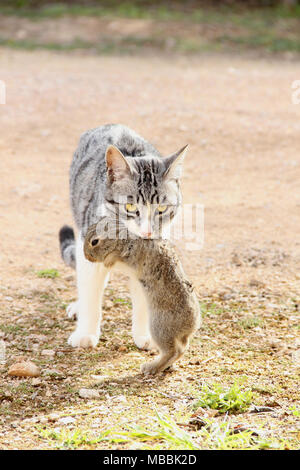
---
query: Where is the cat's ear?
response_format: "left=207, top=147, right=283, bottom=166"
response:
left=105, top=145, right=132, bottom=183
left=163, top=144, right=188, bottom=181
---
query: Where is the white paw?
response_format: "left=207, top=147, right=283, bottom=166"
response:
left=68, top=331, right=99, bottom=348
left=134, top=335, right=157, bottom=351
left=66, top=301, right=79, bottom=321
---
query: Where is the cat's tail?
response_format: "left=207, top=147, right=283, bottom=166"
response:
left=59, top=225, right=76, bottom=269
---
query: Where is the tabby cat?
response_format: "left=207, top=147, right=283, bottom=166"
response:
left=59, top=124, right=188, bottom=349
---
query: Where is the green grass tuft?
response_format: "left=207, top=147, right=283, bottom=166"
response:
left=118, top=411, right=200, bottom=450
left=36, top=268, right=60, bottom=279
left=193, top=380, right=253, bottom=414
left=39, top=428, right=113, bottom=449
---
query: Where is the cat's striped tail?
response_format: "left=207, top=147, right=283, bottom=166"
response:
left=59, top=225, right=76, bottom=269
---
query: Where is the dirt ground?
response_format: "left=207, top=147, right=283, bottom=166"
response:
left=0, top=45, right=299, bottom=449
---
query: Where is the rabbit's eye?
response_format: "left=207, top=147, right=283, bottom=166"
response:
left=91, top=238, right=99, bottom=247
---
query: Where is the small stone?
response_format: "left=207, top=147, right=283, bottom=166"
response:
left=79, top=388, right=100, bottom=399
left=8, top=361, right=40, bottom=378
left=104, top=300, right=114, bottom=310
left=41, top=349, right=55, bottom=357
left=31, top=378, right=42, bottom=386
left=25, top=416, right=39, bottom=424
left=58, top=416, right=76, bottom=425
left=112, top=394, right=127, bottom=403
left=90, top=375, right=109, bottom=383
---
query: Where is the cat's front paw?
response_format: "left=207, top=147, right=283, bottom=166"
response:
left=66, top=301, right=78, bottom=321
left=68, top=331, right=99, bottom=348
left=134, top=335, right=157, bottom=351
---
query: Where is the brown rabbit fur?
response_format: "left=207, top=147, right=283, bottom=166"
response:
left=84, top=222, right=201, bottom=375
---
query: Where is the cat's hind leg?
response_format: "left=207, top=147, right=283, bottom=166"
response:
left=68, top=234, right=110, bottom=348
left=129, top=275, right=156, bottom=351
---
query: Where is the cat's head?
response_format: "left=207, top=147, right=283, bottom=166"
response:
left=104, top=144, right=188, bottom=239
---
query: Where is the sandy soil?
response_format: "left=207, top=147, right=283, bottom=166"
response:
left=0, top=47, right=299, bottom=449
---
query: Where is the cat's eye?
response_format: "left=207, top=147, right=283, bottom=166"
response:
left=157, top=205, right=168, bottom=214
left=125, top=203, right=137, bottom=212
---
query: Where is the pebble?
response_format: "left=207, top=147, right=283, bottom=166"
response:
left=112, top=394, right=127, bottom=403
left=90, top=375, right=109, bottom=383
left=41, top=349, right=55, bottom=357
left=31, top=378, right=42, bottom=386
left=8, top=361, right=40, bottom=377
left=104, top=300, right=114, bottom=310
left=79, top=388, right=100, bottom=399
left=58, top=416, right=76, bottom=425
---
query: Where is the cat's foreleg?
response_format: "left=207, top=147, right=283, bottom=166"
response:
left=129, top=275, right=156, bottom=351
left=68, top=234, right=110, bottom=348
